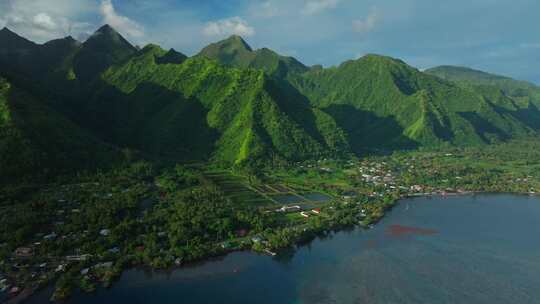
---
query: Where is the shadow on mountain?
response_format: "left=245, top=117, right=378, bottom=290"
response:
left=1, top=81, right=124, bottom=184
left=323, top=104, right=419, bottom=155
left=458, top=112, right=509, bottom=143
left=81, top=81, right=220, bottom=162
left=265, top=79, right=346, bottom=155
left=493, top=102, right=540, bottom=131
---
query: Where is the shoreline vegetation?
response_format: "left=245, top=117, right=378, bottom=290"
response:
left=2, top=140, right=540, bottom=303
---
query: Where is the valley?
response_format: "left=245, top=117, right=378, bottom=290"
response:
left=1, top=24, right=540, bottom=303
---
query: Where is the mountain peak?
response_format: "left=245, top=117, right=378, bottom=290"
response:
left=360, top=54, right=407, bottom=64
left=87, top=24, right=127, bottom=43
left=0, top=27, right=13, bottom=34
left=0, top=27, right=37, bottom=48
left=0, top=27, right=20, bottom=38
left=84, top=24, right=135, bottom=50
left=73, top=25, right=137, bottom=81
left=220, top=35, right=253, bottom=52
left=96, top=24, right=116, bottom=34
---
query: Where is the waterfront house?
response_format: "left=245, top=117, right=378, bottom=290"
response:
left=175, top=257, right=183, bottom=266
left=300, top=211, right=310, bottom=218
left=312, top=208, right=321, bottom=214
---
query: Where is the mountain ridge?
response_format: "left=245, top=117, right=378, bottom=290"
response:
left=197, top=35, right=309, bottom=78
left=1, top=25, right=539, bottom=180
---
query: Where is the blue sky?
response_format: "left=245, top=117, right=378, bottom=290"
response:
left=1, top=0, right=539, bottom=84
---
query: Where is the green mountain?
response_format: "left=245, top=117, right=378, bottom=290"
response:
left=425, top=65, right=540, bottom=108
left=91, top=44, right=348, bottom=165
left=1, top=26, right=540, bottom=177
left=71, top=24, right=137, bottom=82
left=0, top=27, right=81, bottom=80
left=288, top=55, right=540, bottom=151
left=197, top=35, right=308, bottom=78
left=0, top=78, right=121, bottom=184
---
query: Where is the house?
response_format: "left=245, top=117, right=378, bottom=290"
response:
left=342, top=192, right=357, bottom=200
left=311, top=208, right=321, bottom=214
left=14, top=247, right=33, bottom=258
left=108, top=247, right=120, bottom=254
left=276, top=205, right=301, bottom=213
left=235, top=229, right=248, bottom=237
left=80, top=268, right=90, bottom=275
left=99, top=229, right=110, bottom=236
left=300, top=211, right=310, bottom=218
left=66, top=254, right=91, bottom=261
left=55, top=264, right=66, bottom=272
left=94, top=262, right=113, bottom=269
left=43, top=232, right=57, bottom=240
left=9, top=286, right=20, bottom=295
left=411, top=185, right=424, bottom=192
left=251, top=236, right=264, bottom=243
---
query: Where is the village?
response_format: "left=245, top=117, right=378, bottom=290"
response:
left=2, top=142, right=540, bottom=303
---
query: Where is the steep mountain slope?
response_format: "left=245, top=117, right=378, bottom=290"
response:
left=2, top=26, right=540, bottom=170
left=426, top=65, right=540, bottom=108
left=91, top=44, right=348, bottom=165
left=289, top=55, right=540, bottom=151
left=0, top=27, right=38, bottom=74
left=0, top=78, right=122, bottom=184
left=197, top=35, right=308, bottom=78
left=72, top=24, right=137, bottom=82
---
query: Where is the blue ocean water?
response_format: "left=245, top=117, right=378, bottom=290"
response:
left=28, top=194, right=540, bottom=304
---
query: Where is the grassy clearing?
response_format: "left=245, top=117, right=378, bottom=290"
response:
left=204, top=170, right=272, bottom=206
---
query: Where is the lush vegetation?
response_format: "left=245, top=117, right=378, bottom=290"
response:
left=2, top=24, right=540, bottom=303
left=192, top=36, right=540, bottom=154
left=426, top=65, right=540, bottom=107
left=197, top=35, right=308, bottom=78
left=3, top=139, right=540, bottom=302
left=0, top=78, right=123, bottom=184
left=2, top=26, right=540, bottom=173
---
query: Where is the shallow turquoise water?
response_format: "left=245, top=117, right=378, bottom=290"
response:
left=28, top=194, right=540, bottom=303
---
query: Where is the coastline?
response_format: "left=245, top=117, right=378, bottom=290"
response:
left=16, top=190, right=539, bottom=303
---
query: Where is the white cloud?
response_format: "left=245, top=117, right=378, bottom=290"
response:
left=33, top=13, right=57, bottom=31
left=202, top=17, right=255, bottom=37
left=302, top=0, right=340, bottom=15
left=352, top=8, right=380, bottom=34
left=0, top=0, right=95, bottom=42
left=100, top=0, right=144, bottom=38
